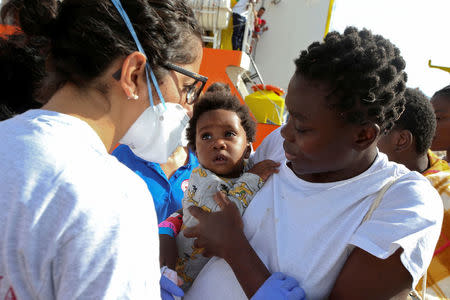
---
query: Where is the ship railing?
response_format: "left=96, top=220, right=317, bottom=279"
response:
left=240, top=2, right=256, bottom=54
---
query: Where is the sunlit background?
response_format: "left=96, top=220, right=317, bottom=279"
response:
left=1, top=0, right=448, bottom=97
left=329, top=0, right=450, bottom=97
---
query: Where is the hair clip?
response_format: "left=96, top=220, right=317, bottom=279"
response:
left=361, top=97, right=377, bottom=103
left=394, top=105, right=405, bottom=120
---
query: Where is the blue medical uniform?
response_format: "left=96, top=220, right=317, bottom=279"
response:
left=112, top=145, right=199, bottom=223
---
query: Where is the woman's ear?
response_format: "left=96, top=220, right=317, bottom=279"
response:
left=353, top=123, right=381, bottom=150
left=244, top=144, right=252, bottom=159
left=119, top=51, right=147, bottom=99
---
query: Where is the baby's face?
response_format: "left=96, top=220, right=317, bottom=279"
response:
left=195, top=109, right=249, bottom=178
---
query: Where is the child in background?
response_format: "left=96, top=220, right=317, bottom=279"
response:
left=159, top=84, right=279, bottom=291
left=431, top=85, right=450, bottom=161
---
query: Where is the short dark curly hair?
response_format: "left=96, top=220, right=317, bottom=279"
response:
left=295, top=27, right=407, bottom=132
left=393, top=87, right=436, bottom=154
left=432, top=85, right=450, bottom=99
left=186, top=83, right=256, bottom=150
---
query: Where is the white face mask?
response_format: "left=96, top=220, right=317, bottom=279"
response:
left=119, top=102, right=190, bottom=163
left=110, top=0, right=191, bottom=164
left=180, top=125, right=189, bottom=147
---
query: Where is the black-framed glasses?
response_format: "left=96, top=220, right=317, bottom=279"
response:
left=164, top=62, right=208, bottom=105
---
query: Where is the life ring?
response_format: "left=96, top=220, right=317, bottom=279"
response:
left=251, top=84, right=284, bottom=96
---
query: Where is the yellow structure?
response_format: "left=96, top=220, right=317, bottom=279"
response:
left=244, top=89, right=285, bottom=125
left=429, top=60, right=450, bottom=74
left=220, top=0, right=237, bottom=50
left=323, top=0, right=335, bottom=39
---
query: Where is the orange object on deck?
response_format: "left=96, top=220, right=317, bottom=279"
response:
left=199, top=48, right=243, bottom=96
left=199, top=48, right=280, bottom=148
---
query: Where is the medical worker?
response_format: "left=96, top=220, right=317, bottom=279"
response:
left=0, top=0, right=204, bottom=298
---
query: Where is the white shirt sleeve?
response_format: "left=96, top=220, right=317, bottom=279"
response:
left=250, top=126, right=285, bottom=165
left=349, top=172, right=444, bottom=287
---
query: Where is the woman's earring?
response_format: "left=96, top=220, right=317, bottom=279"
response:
left=128, top=93, right=139, bottom=100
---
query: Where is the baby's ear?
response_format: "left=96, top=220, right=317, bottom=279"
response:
left=244, top=143, right=252, bottom=159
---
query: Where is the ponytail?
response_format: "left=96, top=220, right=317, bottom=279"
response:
left=0, top=35, right=44, bottom=120
left=1, top=0, right=58, bottom=38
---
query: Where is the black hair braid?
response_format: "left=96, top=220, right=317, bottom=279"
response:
left=1, top=0, right=58, bottom=35
left=186, top=84, right=256, bottom=150
left=1, top=0, right=201, bottom=89
left=19, top=0, right=58, bottom=37
left=295, top=27, right=407, bottom=131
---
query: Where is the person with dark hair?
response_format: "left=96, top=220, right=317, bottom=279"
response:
left=202, top=81, right=231, bottom=94
left=158, top=83, right=283, bottom=293
left=252, top=7, right=268, bottom=41
left=378, top=87, right=450, bottom=299
left=431, top=85, right=450, bottom=161
left=0, top=0, right=207, bottom=299
left=249, top=6, right=268, bottom=55
left=0, top=35, right=43, bottom=121
left=254, top=6, right=268, bottom=33
left=378, top=87, right=437, bottom=171
left=257, top=6, right=266, bottom=17
left=183, top=27, right=443, bottom=300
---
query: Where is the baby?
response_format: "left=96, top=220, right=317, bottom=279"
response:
left=159, top=83, right=279, bottom=291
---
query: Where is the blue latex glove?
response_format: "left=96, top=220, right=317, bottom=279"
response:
left=160, top=274, right=184, bottom=300
left=251, top=272, right=306, bottom=300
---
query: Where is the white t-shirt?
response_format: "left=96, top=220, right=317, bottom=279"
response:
left=185, top=127, right=443, bottom=300
left=252, top=126, right=286, bottom=162
left=0, top=110, right=160, bottom=299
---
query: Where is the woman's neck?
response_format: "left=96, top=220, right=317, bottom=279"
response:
left=293, top=147, right=379, bottom=183
left=160, top=146, right=189, bottom=179
left=42, top=83, right=116, bottom=152
left=402, top=151, right=430, bottom=173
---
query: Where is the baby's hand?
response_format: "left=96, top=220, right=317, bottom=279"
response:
left=247, top=159, right=280, bottom=181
